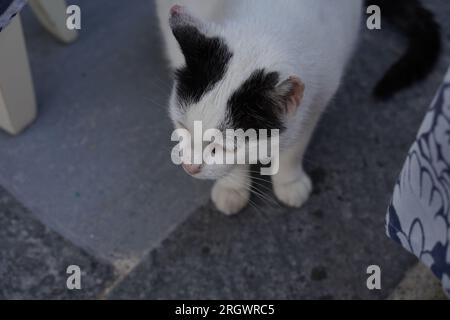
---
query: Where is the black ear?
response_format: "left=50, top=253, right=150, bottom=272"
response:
left=169, top=5, right=211, bottom=65
left=275, top=76, right=305, bottom=116
left=226, top=70, right=304, bottom=131
left=169, top=6, right=233, bottom=105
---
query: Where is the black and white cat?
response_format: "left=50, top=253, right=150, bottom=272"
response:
left=156, top=0, right=440, bottom=215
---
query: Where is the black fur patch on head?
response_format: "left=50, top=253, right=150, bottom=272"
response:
left=227, top=69, right=285, bottom=132
left=172, top=25, right=233, bottom=106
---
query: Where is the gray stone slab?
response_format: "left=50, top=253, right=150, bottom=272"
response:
left=0, top=0, right=211, bottom=267
left=0, top=186, right=116, bottom=299
left=107, top=204, right=413, bottom=300
left=2, top=0, right=450, bottom=300
left=107, top=1, right=450, bottom=299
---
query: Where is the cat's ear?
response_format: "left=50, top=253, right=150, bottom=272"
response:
left=276, top=76, right=305, bottom=117
left=169, top=5, right=212, bottom=62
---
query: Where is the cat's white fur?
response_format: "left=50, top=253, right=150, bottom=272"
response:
left=156, top=0, right=362, bottom=215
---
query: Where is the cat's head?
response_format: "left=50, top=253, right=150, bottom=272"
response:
left=168, top=5, right=305, bottom=180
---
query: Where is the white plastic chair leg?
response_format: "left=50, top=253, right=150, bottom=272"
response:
left=0, top=16, right=37, bottom=135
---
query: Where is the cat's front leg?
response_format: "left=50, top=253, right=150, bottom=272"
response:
left=272, top=101, right=325, bottom=208
left=272, top=144, right=312, bottom=208
left=211, top=165, right=251, bottom=215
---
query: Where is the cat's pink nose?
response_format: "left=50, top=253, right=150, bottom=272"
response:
left=182, top=163, right=202, bottom=175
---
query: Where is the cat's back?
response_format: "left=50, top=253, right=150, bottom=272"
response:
left=221, top=0, right=362, bottom=63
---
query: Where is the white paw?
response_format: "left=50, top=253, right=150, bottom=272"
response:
left=211, top=182, right=250, bottom=216
left=273, top=174, right=312, bottom=208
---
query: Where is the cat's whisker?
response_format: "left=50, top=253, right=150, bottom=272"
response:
left=237, top=173, right=274, bottom=193
left=249, top=180, right=277, bottom=198
left=247, top=198, right=270, bottom=216
left=142, top=96, right=168, bottom=111
left=229, top=178, right=273, bottom=216
left=249, top=184, right=281, bottom=208
left=243, top=173, right=271, bottom=183
left=228, top=171, right=286, bottom=209
left=151, top=76, right=172, bottom=90
left=151, top=81, right=172, bottom=94
left=228, top=173, right=280, bottom=208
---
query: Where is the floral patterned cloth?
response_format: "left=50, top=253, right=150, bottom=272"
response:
left=0, top=0, right=26, bottom=32
left=387, top=67, right=450, bottom=297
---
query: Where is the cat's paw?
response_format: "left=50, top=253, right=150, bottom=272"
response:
left=273, top=174, right=312, bottom=208
left=211, top=181, right=250, bottom=216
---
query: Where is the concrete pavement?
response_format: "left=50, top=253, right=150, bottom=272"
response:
left=1, top=0, right=449, bottom=299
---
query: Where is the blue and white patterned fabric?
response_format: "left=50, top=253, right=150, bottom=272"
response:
left=0, top=0, right=26, bottom=32
left=387, top=67, right=450, bottom=297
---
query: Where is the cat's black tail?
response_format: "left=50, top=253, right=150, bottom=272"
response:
left=367, top=0, right=441, bottom=99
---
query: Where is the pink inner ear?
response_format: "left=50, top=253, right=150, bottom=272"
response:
left=284, top=77, right=305, bottom=116
left=289, top=77, right=304, bottom=105
left=170, top=5, right=183, bottom=16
